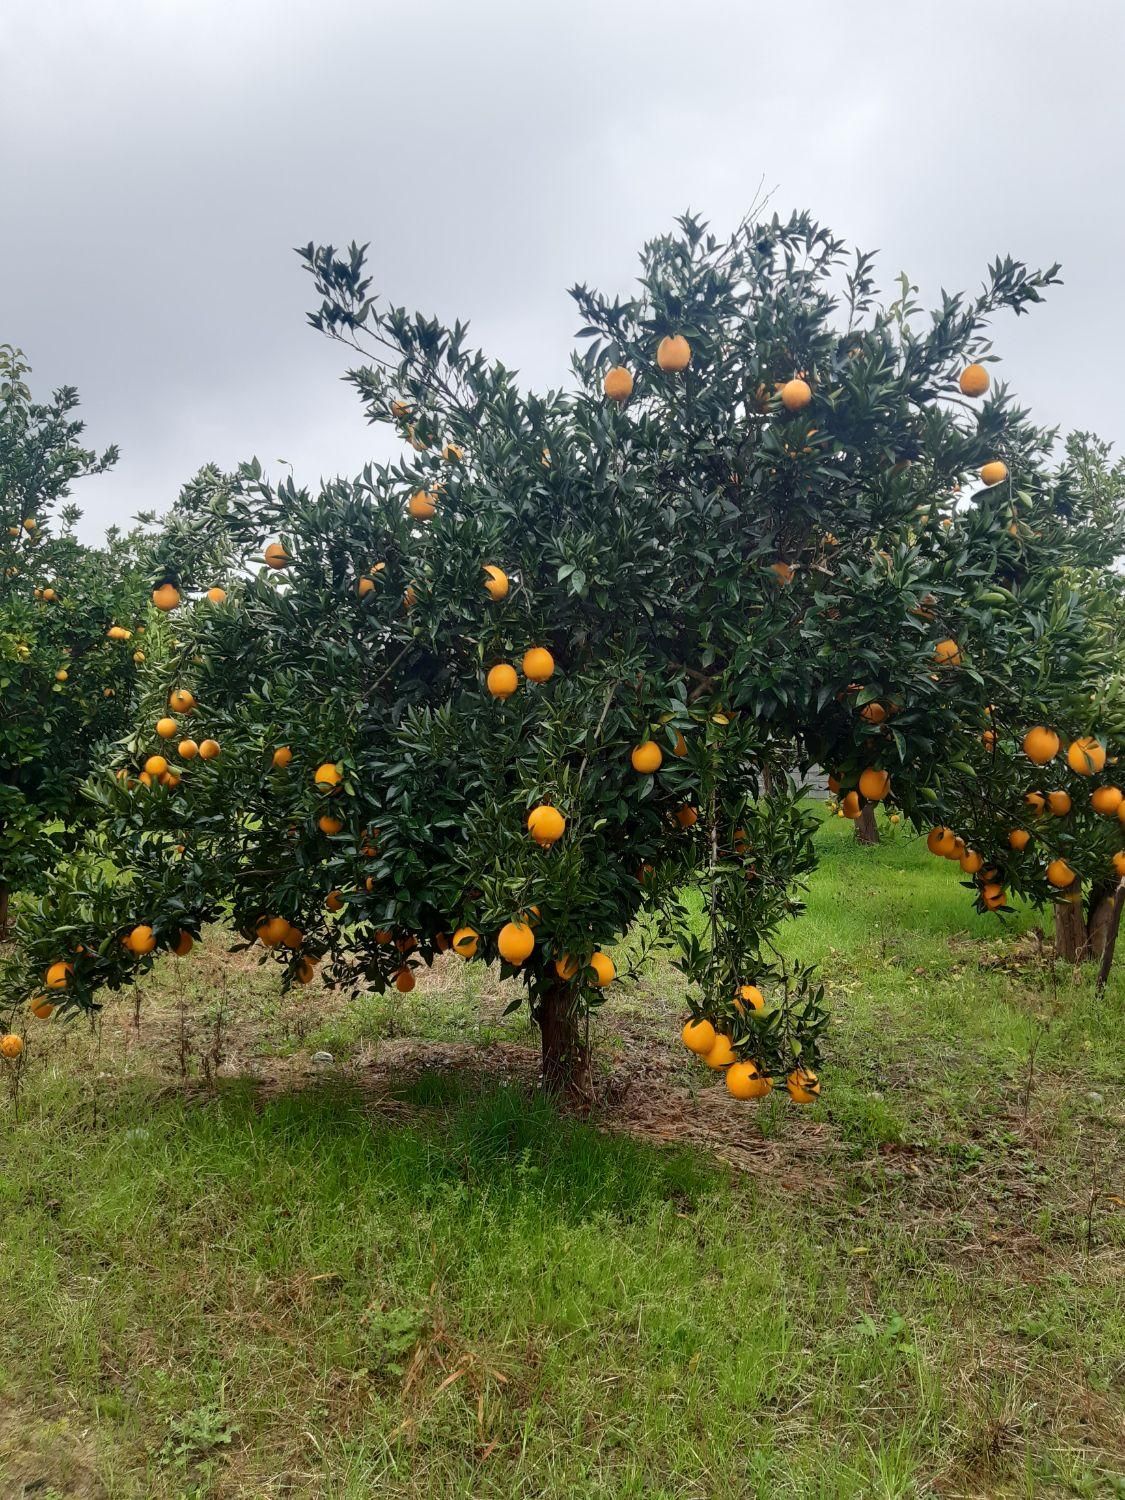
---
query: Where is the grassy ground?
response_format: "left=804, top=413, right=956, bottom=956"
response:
left=1, top=816, right=1122, bottom=1498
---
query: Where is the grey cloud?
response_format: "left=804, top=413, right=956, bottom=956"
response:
left=2, top=0, right=1122, bottom=539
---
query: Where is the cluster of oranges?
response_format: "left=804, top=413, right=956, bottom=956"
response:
left=681, top=998, right=820, bottom=1104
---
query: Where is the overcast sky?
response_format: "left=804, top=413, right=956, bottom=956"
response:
left=3, top=0, right=1123, bottom=541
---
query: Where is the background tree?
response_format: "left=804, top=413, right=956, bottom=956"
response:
left=0, top=346, right=152, bottom=937
left=3, top=213, right=1078, bottom=1095
left=917, top=430, right=1125, bottom=962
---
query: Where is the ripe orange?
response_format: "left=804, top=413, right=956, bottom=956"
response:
left=156, top=717, right=177, bottom=739
left=0, top=1034, right=23, bottom=1060
left=54, top=668, right=68, bottom=682
left=860, top=702, right=887, bottom=725
left=726, top=1061, right=772, bottom=1100
left=295, top=956, right=316, bottom=984
left=522, top=647, right=555, bottom=683
left=257, top=916, right=289, bottom=947
left=1008, top=828, right=1031, bottom=851
left=264, top=542, right=289, bottom=569
left=933, top=639, right=962, bottom=666
left=169, top=689, right=195, bottom=713
left=483, top=566, right=509, bottom=600
left=840, top=791, right=862, bottom=819
left=589, top=951, right=615, bottom=986
left=152, top=583, right=180, bottom=611
left=315, top=762, right=342, bottom=789
left=45, top=960, right=72, bottom=990
left=1047, top=790, right=1071, bottom=816
left=959, top=849, right=984, bottom=873
left=393, top=966, right=415, bottom=993
left=769, top=560, right=795, bottom=584
left=497, top=921, right=535, bottom=965
left=1025, top=791, right=1047, bottom=817
left=631, top=741, right=663, bottom=774
left=125, top=924, right=156, bottom=955
left=107, top=625, right=131, bottom=641
left=527, top=804, right=566, bottom=846
left=325, top=890, right=344, bottom=913
left=675, top=804, right=699, bottom=829
left=408, top=490, right=437, bottom=520
left=780, top=378, right=812, bottom=411
left=144, top=754, right=168, bottom=777
left=682, top=1018, right=717, bottom=1054
left=487, top=663, right=518, bottom=699
left=958, top=364, right=990, bottom=397
left=452, top=927, right=479, bottom=959
left=858, top=768, right=890, bottom=802
left=672, top=731, right=688, bottom=757
left=656, top=334, right=691, bottom=372
left=357, top=576, right=376, bottom=598
left=603, top=366, right=634, bottom=401
left=1091, top=785, right=1123, bottom=815
left=926, top=827, right=957, bottom=857
left=555, top=954, right=581, bottom=981
left=735, top=984, right=765, bottom=1012
left=980, top=461, right=1008, bottom=487
left=786, top=1067, right=821, bottom=1103
left=1067, top=737, right=1106, bottom=775
left=198, top=739, right=220, bottom=761
left=1022, top=726, right=1060, bottom=765
left=1046, top=858, right=1076, bottom=889
left=272, top=746, right=293, bottom=769
left=442, top=441, right=463, bottom=462
left=178, top=739, right=198, bottom=760
left=29, top=998, right=55, bottom=1020
left=703, top=1033, right=736, bottom=1069
left=318, top=813, right=344, bottom=835
left=391, top=398, right=411, bottom=419
left=982, top=729, right=997, bottom=750
left=172, top=931, right=194, bottom=957
left=1113, top=851, right=1125, bottom=878
left=206, top=586, right=227, bottom=604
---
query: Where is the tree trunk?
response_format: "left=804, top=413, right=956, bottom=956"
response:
left=1086, top=886, right=1118, bottom=960
left=1054, top=897, right=1088, bottom=962
left=536, top=977, right=591, bottom=1099
left=854, top=803, right=880, bottom=845
left=1095, top=880, right=1125, bottom=996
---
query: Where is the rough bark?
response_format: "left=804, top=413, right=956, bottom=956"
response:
left=1086, top=889, right=1117, bottom=960
left=1054, top=897, right=1089, bottom=962
left=854, top=803, right=880, bottom=845
left=1095, top=880, right=1125, bottom=996
left=536, top=977, right=591, bottom=1099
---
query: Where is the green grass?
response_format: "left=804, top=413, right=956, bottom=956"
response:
left=0, top=814, right=1122, bottom=1497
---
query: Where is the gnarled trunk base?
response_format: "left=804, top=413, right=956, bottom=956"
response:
left=1054, top=880, right=1122, bottom=966
left=854, top=803, right=880, bottom=845
left=536, top=978, right=591, bottom=1100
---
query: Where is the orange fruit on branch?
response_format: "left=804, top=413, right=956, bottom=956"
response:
left=527, top=804, right=566, bottom=846
left=958, top=364, right=990, bottom=397
left=522, top=647, right=555, bottom=683
left=1067, top=737, right=1106, bottom=775
left=497, top=921, right=535, bottom=966
left=682, top=1018, right=717, bottom=1054
left=152, top=583, right=180, bottom=611
left=483, top=566, right=509, bottom=600
left=487, top=663, right=518, bottom=699
left=656, top=334, right=691, bottom=372
left=603, top=366, right=634, bottom=401
left=631, top=741, right=663, bottom=774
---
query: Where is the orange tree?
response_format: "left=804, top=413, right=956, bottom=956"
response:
left=0, top=346, right=154, bottom=938
left=911, top=431, right=1125, bottom=959
left=3, top=212, right=1075, bottom=1093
